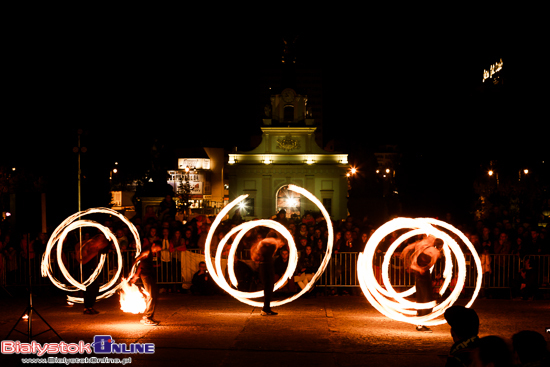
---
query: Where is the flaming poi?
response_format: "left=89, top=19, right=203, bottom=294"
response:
left=204, top=185, right=334, bottom=308
left=41, top=207, right=142, bottom=303
left=357, top=217, right=482, bottom=326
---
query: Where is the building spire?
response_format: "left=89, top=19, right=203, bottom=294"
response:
left=281, top=35, right=298, bottom=91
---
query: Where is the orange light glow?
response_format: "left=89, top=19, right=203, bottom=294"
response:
left=119, top=278, right=148, bottom=314
left=357, top=218, right=482, bottom=326
left=204, top=185, right=333, bottom=308
left=41, top=207, right=142, bottom=304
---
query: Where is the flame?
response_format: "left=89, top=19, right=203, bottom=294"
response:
left=204, top=185, right=333, bottom=308
left=119, top=278, right=149, bottom=314
left=357, top=217, right=482, bottom=326
left=41, top=207, right=142, bottom=303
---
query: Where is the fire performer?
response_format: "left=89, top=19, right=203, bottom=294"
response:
left=130, top=242, right=162, bottom=326
left=251, top=230, right=285, bottom=316
left=76, top=233, right=112, bottom=315
left=400, top=234, right=441, bottom=332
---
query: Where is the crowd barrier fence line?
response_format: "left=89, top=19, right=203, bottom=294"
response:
left=1, top=250, right=548, bottom=292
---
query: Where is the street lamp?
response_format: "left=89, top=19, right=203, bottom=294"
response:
left=347, top=167, right=357, bottom=178
left=519, top=168, right=529, bottom=181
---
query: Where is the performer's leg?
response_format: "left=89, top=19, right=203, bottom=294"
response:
left=83, top=280, right=99, bottom=311
left=83, top=264, right=100, bottom=313
left=141, top=274, right=157, bottom=320
left=415, top=272, right=433, bottom=331
left=260, top=262, right=275, bottom=314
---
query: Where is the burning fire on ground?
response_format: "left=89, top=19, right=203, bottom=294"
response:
left=119, top=278, right=148, bottom=314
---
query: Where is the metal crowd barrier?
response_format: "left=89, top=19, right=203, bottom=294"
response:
left=0, top=249, right=205, bottom=287
left=1, top=251, right=549, bottom=291
left=524, top=255, right=550, bottom=289
left=316, top=253, right=526, bottom=290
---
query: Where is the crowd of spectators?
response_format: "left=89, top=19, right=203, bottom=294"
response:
left=1, top=192, right=549, bottom=299
left=444, top=305, right=548, bottom=367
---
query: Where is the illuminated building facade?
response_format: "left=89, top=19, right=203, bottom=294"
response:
left=168, top=147, right=226, bottom=215
left=226, top=88, right=349, bottom=220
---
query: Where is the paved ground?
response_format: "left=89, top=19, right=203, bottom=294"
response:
left=1, top=287, right=549, bottom=366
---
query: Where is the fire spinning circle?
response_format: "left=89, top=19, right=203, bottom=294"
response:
left=357, top=217, right=482, bottom=326
left=204, top=185, right=333, bottom=308
left=41, top=207, right=142, bottom=303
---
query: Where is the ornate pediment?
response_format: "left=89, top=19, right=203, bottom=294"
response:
left=276, top=134, right=301, bottom=151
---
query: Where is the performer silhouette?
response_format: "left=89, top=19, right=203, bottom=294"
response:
left=130, top=242, right=162, bottom=326
left=251, top=231, right=285, bottom=316
left=401, top=235, right=441, bottom=332
left=76, top=234, right=111, bottom=315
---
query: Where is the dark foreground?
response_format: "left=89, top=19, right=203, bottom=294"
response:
left=1, top=288, right=549, bottom=367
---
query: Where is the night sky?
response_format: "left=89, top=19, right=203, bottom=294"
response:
left=2, top=14, right=547, bottom=224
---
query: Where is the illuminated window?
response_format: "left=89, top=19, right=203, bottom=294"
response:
left=276, top=185, right=301, bottom=218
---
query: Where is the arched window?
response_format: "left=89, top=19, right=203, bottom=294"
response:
left=276, top=185, right=301, bottom=218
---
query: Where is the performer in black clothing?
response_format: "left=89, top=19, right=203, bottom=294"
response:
left=251, top=231, right=285, bottom=316
left=415, top=253, right=434, bottom=317
left=401, top=235, right=441, bottom=332
left=130, top=243, right=162, bottom=326
left=76, top=234, right=112, bottom=315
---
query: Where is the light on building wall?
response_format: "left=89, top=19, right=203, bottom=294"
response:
left=385, top=168, right=390, bottom=174
left=262, top=156, right=273, bottom=165
left=228, top=155, right=236, bottom=165
left=305, top=157, right=315, bottom=165
left=488, top=170, right=494, bottom=176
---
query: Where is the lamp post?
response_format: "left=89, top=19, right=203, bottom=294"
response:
left=518, top=168, right=528, bottom=181
left=72, top=129, right=87, bottom=212
left=488, top=160, right=499, bottom=189
left=347, top=167, right=357, bottom=192
left=488, top=169, right=499, bottom=188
